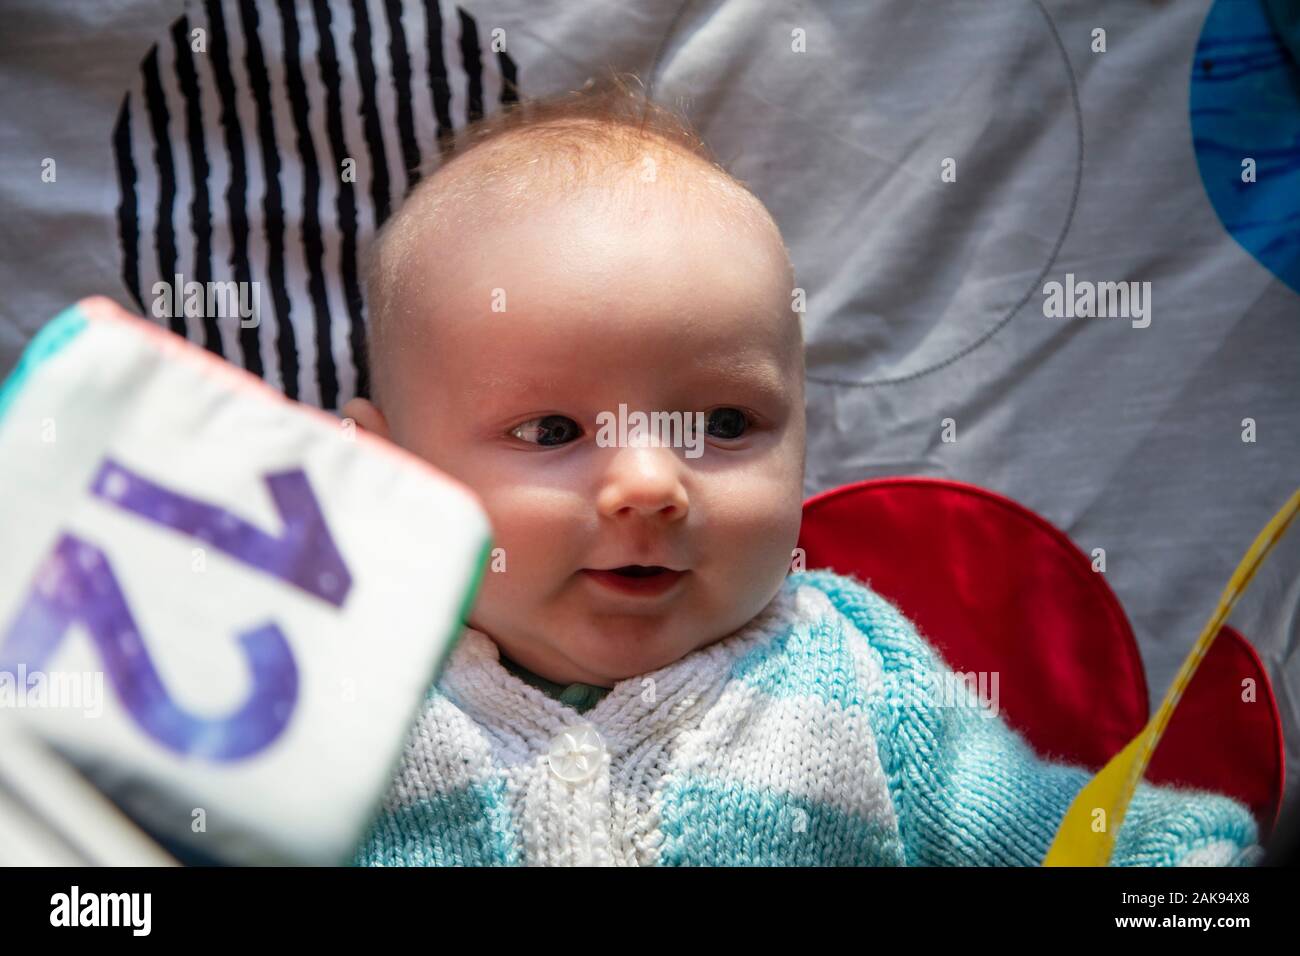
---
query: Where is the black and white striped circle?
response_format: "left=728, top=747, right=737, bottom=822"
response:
left=114, top=0, right=520, bottom=410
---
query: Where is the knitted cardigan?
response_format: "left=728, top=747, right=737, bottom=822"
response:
left=352, top=570, right=1262, bottom=866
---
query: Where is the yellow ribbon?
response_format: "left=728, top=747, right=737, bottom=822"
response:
left=1043, top=488, right=1300, bottom=866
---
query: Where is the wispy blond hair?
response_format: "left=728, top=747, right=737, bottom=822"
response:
left=361, top=69, right=792, bottom=409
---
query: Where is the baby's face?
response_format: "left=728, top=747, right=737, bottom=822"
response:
left=349, top=186, right=804, bottom=686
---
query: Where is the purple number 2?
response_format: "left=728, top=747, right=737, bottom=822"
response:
left=0, top=457, right=351, bottom=761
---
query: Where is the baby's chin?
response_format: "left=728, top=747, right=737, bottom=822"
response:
left=566, top=632, right=712, bottom=686
left=544, top=614, right=724, bottom=686
left=473, top=571, right=790, bottom=685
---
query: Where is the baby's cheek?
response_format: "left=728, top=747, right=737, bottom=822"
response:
left=689, top=495, right=797, bottom=646
left=478, top=486, right=588, bottom=577
left=708, top=477, right=801, bottom=575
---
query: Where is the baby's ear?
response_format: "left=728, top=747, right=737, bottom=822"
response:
left=340, top=397, right=390, bottom=439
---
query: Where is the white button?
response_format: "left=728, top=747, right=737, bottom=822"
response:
left=547, top=725, right=606, bottom=784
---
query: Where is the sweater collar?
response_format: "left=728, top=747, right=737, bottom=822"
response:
left=497, top=653, right=611, bottom=713
left=437, top=579, right=800, bottom=749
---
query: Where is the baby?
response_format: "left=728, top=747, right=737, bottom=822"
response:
left=341, top=77, right=1260, bottom=866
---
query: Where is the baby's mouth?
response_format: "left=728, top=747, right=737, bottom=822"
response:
left=581, top=565, right=687, bottom=596
left=609, top=565, right=669, bottom=578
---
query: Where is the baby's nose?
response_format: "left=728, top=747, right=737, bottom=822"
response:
left=595, top=446, right=689, bottom=521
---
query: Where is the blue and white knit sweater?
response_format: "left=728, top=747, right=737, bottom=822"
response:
left=353, top=570, right=1262, bottom=866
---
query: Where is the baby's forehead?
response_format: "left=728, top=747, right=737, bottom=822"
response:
left=418, top=130, right=772, bottom=241
left=367, top=124, right=796, bottom=403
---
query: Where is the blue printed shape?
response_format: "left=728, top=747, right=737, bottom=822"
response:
left=1191, top=0, right=1300, bottom=296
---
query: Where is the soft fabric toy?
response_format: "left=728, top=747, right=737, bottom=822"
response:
left=0, top=297, right=490, bottom=864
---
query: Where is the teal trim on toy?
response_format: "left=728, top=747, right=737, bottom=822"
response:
left=0, top=303, right=89, bottom=426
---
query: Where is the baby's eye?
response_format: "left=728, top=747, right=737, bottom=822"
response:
left=511, top=415, right=582, bottom=447
left=705, top=407, right=749, bottom=440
